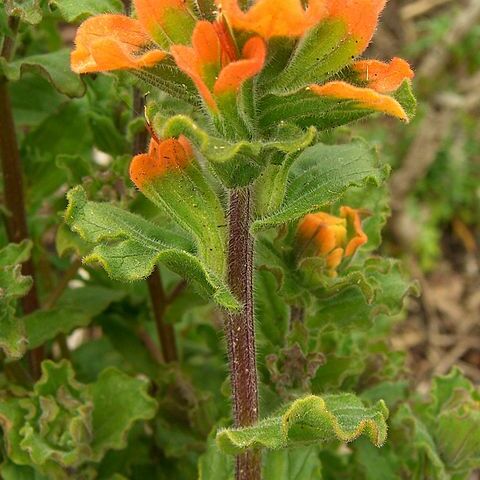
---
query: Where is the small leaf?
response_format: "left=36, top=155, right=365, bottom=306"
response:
left=216, top=394, right=388, bottom=455
left=4, top=0, right=42, bottom=24
left=65, top=186, right=238, bottom=309
left=252, top=142, right=388, bottom=232
left=49, top=0, right=123, bottom=22
left=0, top=49, right=86, bottom=98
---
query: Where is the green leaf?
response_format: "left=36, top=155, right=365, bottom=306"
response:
left=0, top=361, right=157, bottom=477
left=394, top=80, right=417, bottom=121
left=0, top=49, right=86, bottom=98
left=216, top=394, right=388, bottom=455
left=25, top=286, right=125, bottom=349
left=4, top=0, right=42, bottom=24
left=198, top=439, right=234, bottom=480
left=267, top=19, right=357, bottom=95
left=65, top=186, right=238, bottom=310
left=49, top=0, right=123, bottom=22
left=88, top=368, right=158, bottom=460
left=0, top=241, right=32, bottom=360
left=252, top=142, right=388, bottom=232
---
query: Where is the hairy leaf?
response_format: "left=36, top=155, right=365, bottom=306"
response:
left=49, top=0, right=123, bottom=22
left=252, top=142, right=388, bottom=232
left=65, top=187, right=238, bottom=309
left=217, top=394, right=388, bottom=455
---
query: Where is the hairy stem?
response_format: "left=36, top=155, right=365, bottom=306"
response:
left=0, top=15, right=43, bottom=379
left=225, top=187, right=261, bottom=480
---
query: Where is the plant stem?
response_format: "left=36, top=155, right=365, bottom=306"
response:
left=0, top=15, right=43, bottom=379
left=225, top=187, right=261, bottom=480
left=147, top=267, right=178, bottom=363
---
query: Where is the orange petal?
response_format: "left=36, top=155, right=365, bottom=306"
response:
left=134, top=0, right=196, bottom=45
left=71, top=15, right=166, bottom=73
left=340, top=206, right=368, bottom=256
left=170, top=21, right=221, bottom=109
left=217, top=0, right=327, bottom=38
left=214, top=36, right=266, bottom=96
left=326, top=0, right=386, bottom=53
left=129, top=136, right=193, bottom=189
left=353, top=57, right=414, bottom=93
left=310, top=81, right=408, bottom=121
left=298, top=212, right=347, bottom=255
left=326, top=247, right=344, bottom=275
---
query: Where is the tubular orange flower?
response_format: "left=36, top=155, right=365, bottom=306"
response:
left=310, top=82, right=409, bottom=121
left=353, top=57, right=414, bottom=94
left=129, top=136, right=193, bottom=189
left=171, top=21, right=266, bottom=110
left=297, top=207, right=367, bottom=276
left=71, top=15, right=166, bottom=73
left=326, top=0, right=387, bottom=53
left=216, top=0, right=327, bottom=38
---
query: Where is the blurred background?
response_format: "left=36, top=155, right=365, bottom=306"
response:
left=359, top=0, right=480, bottom=390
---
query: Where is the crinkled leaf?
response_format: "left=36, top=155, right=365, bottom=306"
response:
left=0, top=49, right=85, bottom=98
left=65, top=186, right=238, bottom=309
left=25, top=286, right=125, bottom=349
left=4, top=0, right=42, bottom=24
left=252, top=141, right=388, bottom=231
left=216, top=394, right=388, bottom=455
left=49, top=0, right=123, bottom=22
left=88, top=368, right=158, bottom=460
left=0, top=241, right=32, bottom=360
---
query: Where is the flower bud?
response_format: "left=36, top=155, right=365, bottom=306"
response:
left=297, top=207, right=367, bottom=276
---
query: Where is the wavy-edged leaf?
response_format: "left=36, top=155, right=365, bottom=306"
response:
left=0, top=49, right=85, bottom=98
left=0, top=241, right=33, bottom=360
left=157, top=114, right=316, bottom=188
left=252, top=142, right=388, bottom=232
left=49, top=0, right=123, bottom=22
left=88, top=368, right=158, bottom=460
left=64, top=186, right=238, bottom=309
left=216, top=394, right=388, bottom=455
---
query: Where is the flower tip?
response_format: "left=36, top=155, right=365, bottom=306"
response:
left=129, top=136, right=193, bottom=189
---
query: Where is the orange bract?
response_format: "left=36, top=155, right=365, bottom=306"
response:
left=71, top=15, right=166, bottom=73
left=129, top=136, right=193, bottom=189
left=310, top=81, right=408, bottom=121
left=135, top=0, right=190, bottom=38
left=217, top=0, right=327, bottom=38
left=171, top=21, right=266, bottom=109
left=326, top=0, right=387, bottom=53
left=353, top=57, right=414, bottom=94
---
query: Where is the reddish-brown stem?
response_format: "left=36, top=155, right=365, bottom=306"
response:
left=225, top=187, right=261, bottom=480
left=147, top=267, right=179, bottom=363
left=0, top=16, right=43, bottom=379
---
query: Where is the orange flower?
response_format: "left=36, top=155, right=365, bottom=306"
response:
left=310, top=82, right=409, bottom=121
left=171, top=20, right=266, bottom=110
left=129, top=135, right=193, bottom=189
left=216, top=0, right=327, bottom=38
left=353, top=57, right=414, bottom=93
left=71, top=15, right=166, bottom=73
left=326, top=0, right=387, bottom=54
left=297, top=207, right=367, bottom=276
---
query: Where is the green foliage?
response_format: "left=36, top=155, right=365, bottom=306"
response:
left=0, top=360, right=157, bottom=478
left=217, top=394, right=388, bottom=454
left=49, top=0, right=123, bottom=22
